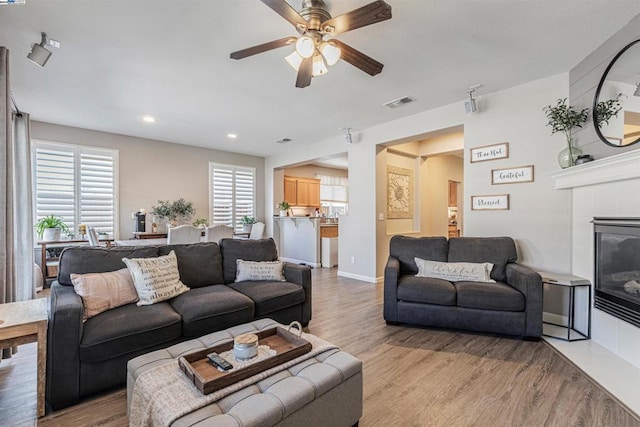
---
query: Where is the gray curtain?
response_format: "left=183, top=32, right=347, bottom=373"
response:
left=1, top=46, right=35, bottom=360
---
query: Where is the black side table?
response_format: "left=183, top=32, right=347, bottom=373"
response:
left=538, top=271, right=591, bottom=341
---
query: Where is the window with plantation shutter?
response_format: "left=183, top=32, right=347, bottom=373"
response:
left=32, top=141, right=118, bottom=238
left=210, top=163, right=255, bottom=231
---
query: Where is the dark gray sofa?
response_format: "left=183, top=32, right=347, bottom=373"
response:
left=384, top=236, right=542, bottom=338
left=46, top=238, right=311, bottom=411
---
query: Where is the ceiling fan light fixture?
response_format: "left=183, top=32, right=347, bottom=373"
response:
left=320, top=41, right=341, bottom=66
left=312, top=54, right=328, bottom=76
left=295, top=36, right=315, bottom=59
left=285, top=51, right=303, bottom=71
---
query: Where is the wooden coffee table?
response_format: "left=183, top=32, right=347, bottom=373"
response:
left=0, top=298, right=48, bottom=417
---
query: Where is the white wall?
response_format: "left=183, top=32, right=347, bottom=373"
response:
left=266, top=74, right=573, bottom=282
left=31, top=121, right=265, bottom=239
left=422, top=155, right=464, bottom=237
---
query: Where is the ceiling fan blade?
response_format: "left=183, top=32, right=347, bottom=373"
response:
left=321, top=0, right=392, bottom=35
left=330, top=40, right=383, bottom=76
left=230, top=37, right=297, bottom=60
left=295, top=57, right=313, bottom=88
left=261, top=0, right=308, bottom=32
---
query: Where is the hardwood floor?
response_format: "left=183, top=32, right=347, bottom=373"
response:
left=1, top=268, right=639, bottom=426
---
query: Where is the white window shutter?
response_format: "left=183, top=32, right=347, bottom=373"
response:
left=34, top=146, right=76, bottom=231
left=80, top=151, right=115, bottom=235
left=210, top=163, right=255, bottom=230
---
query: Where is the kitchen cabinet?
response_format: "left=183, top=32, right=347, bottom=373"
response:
left=448, top=181, right=458, bottom=207
left=284, top=176, right=321, bottom=207
left=320, top=225, right=338, bottom=238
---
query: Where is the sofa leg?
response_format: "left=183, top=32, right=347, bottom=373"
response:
left=385, top=320, right=400, bottom=326
left=352, top=422, right=359, bottom=427
left=523, top=336, right=540, bottom=342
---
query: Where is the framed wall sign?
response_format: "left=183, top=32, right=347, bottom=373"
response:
left=470, top=142, right=509, bottom=163
left=471, top=194, right=509, bottom=210
left=387, top=166, right=413, bottom=219
left=491, top=165, right=534, bottom=184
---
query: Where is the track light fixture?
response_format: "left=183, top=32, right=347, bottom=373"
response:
left=464, top=84, right=483, bottom=114
left=341, top=128, right=353, bottom=144
left=634, top=82, right=640, bottom=97
left=27, top=32, right=60, bottom=67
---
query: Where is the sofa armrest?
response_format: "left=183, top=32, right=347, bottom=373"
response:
left=383, top=257, right=400, bottom=322
left=46, top=281, right=84, bottom=410
left=506, top=263, right=543, bottom=338
left=283, top=263, right=312, bottom=326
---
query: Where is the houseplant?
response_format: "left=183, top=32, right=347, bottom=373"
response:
left=192, top=218, right=209, bottom=228
left=240, top=215, right=257, bottom=232
left=151, top=198, right=196, bottom=229
left=278, top=201, right=290, bottom=217
left=595, top=92, right=623, bottom=128
left=543, top=98, right=589, bottom=168
left=35, top=215, right=70, bottom=241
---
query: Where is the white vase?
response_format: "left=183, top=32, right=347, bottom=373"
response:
left=43, top=227, right=61, bottom=241
left=558, top=138, right=583, bottom=168
left=279, top=210, right=287, bottom=217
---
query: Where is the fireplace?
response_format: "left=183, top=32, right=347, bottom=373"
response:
left=593, top=218, right=640, bottom=328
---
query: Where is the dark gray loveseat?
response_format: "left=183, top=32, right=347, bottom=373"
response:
left=46, top=238, right=311, bottom=410
left=384, top=236, right=542, bottom=338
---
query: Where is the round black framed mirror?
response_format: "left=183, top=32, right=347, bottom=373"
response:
left=593, top=39, right=640, bottom=147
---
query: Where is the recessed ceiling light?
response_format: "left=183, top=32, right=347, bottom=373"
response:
left=142, top=115, right=155, bottom=123
left=227, top=133, right=238, bottom=139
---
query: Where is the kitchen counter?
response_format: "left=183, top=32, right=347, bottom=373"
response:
left=273, top=216, right=321, bottom=267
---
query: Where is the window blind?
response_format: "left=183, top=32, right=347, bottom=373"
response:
left=210, top=163, right=256, bottom=230
left=33, top=141, right=118, bottom=237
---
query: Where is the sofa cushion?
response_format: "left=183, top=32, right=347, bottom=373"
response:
left=455, top=281, right=525, bottom=312
left=79, top=302, right=181, bottom=363
left=169, top=285, right=255, bottom=338
left=71, top=268, right=139, bottom=320
left=390, top=236, right=448, bottom=276
left=58, top=246, right=159, bottom=286
left=396, top=275, right=457, bottom=306
left=158, top=243, right=224, bottom=288
left=123, top=251, right=190, bottom=306
left=220, top=238, right=278, bottom=284
left=228, top=281, right=305, bottom=316
left=415, top=258, right=495, bottom=283
left=447, top=237, right=517, bottom=282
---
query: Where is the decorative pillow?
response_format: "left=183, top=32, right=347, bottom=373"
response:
left=414, top=258, right=495, bottom=283
left=122, top=250, right=190, bottom=305
left=71, top=268, right=139, bottom=321
left=235, top=260, right=286, bottom=282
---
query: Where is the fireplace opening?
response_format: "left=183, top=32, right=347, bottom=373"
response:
left=594, top=218, right=640, bottom=328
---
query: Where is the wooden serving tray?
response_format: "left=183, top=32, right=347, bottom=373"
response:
left=178, top=326, right=311, bottom=395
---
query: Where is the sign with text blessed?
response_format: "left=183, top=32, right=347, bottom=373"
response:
left=470, top=142, right=509, bottom=163
left=471, top=194, right=509, bottom=210
left=491, top=165, right=534, bottom=184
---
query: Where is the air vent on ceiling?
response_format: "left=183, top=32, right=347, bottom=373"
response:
left=383, top=96, right=417, bottom=109
left=275, top=137, right=292, bottom=144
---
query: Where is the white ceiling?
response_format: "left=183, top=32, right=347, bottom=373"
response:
left=2, top=1, right=640, bottom=157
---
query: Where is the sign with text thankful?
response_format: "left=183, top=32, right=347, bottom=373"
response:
left=471, top=194, right=509, bottom=210
left=491, top=165, right=534, bottom=184
left=470, top=142, right=509, bottom=163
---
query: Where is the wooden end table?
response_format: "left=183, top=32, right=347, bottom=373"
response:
left=0, top=298, right=48, bottom=417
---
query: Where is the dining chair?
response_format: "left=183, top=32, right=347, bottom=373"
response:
left=249, top=222, right=265, bottom=240
left=204, top=224, right=234, bottom=243
left=167, top=224, right=202, bottom=245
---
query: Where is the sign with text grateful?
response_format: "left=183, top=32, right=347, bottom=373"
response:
left=491, top=165, right=534, bottom=184
left=470, top=142, right=509, bottom=163
left=471, top=194, right=509, bottom=211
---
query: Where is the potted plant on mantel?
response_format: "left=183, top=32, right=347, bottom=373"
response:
left=240, top=215, right=257, bottom=232
left=543, top=98, right=589, bottom=168
left=151, top=198, right=195, bottom=230
left=35, top=215, right=70, bottom=241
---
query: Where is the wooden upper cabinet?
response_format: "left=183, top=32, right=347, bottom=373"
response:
left=284, top=176, right=297, bottom=206
left=284, top=176, right=321, bottom=207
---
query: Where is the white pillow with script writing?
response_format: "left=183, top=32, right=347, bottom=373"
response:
left=122, top=250, right=189, bottom=305
left=414, top=258, right=495, bottom=283
left=235, top=260, right=286, bottom=282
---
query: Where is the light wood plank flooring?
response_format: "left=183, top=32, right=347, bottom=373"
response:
left=1, top=268, right=639, bottom=426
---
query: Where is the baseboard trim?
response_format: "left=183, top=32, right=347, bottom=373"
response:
left=280, top=257, right=321, bottom=268
left=337, top=270, right=377, bottom=283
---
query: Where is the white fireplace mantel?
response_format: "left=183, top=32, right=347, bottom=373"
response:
left=550, top=148, right=640, bottom=189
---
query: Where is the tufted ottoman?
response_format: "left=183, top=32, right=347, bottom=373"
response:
left=127, top=319, right=363, bottom=427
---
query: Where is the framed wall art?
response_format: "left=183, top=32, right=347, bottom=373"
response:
left=471, top=194, right=509, bottom=211
left=491, top=165, right=534, bottom=184
left=387, top=166, right=413, bottom=219
left=470, top=142, right=509, bottom=163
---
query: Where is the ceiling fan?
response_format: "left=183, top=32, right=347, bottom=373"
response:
left=230, top=0, right=392, bottom=88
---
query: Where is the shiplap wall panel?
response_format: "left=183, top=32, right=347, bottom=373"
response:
left=569, top=14, right=640, bottom=159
